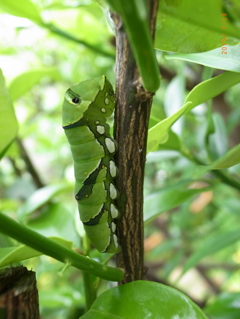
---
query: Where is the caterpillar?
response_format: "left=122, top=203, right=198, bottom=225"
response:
left=62, top=76, right=119, bottom=253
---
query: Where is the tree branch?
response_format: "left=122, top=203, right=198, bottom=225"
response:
left=113, top=0, right=159, bottom=283
left=16, top=138, right=44, bottom=189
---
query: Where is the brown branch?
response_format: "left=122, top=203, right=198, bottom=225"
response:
left=7, top=158, right=22, bottom=177
left=0, top=266, right=39, bottom=318
left=113, top=0, right=159, bottom=284
left=195, top=265, right=221, bottom=295
left=16, top=138, right=45, bottom=189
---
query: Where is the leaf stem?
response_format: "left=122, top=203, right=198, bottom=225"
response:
left=0, top=212, right=124, bottom=282
left=82, top=271, right=97, bottom=311
left=44, top=23, right=115, bottom=59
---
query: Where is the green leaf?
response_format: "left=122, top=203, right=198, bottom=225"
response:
left=17, top=183, right=72, bottom=220
left=0, top=237, right=72, bottom=268
left=204, top=292, right=240, bottom=319
left=9, top=68, right=61, bottom=101
left=39, top=286, right=84, bottom=308
left=0, top=0, right=43, bottom=25
left=210, top=143, right=240, bottom=170
left=183, top=230, right=240, bottom=275
left=144, top=181, right=213, bottom=224
left=147, top=72, right=240, bottom=153
left=0, top=69, right=18, bottom=159
left=158, top=130, right=182, bottom=151
left=147, top=101, right=192, bottom=153
left=208, top=113, right=228, bottom=160
left=27, top=203, right=79, bottom=246
left=167, top=44, right=240, bottom=73
left=81, top=281, right=208, bottom=319
left=106, top=0, right=160, bottom=92
left=156, top=0, right=240, bottom=53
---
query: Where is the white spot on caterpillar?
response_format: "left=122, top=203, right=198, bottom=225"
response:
left=96, top=125, right=105, bottom=135
left=110, top=183, right=117, bottom=200
left=101, top=108, right=106, bottom=113
left=95, top=120, right=100, bottom=124
left=113, top=234, right=118, bottom=248
left=105, top=92, right=108, bottom=97
left=105, top=98, right=109, bottom=105
left=110, top=204, right=119, bottom=219
left=105, top=138, right=115, bottom=153
left=111, top=222, right=116, bottom=233
left=109, top=160, right=117, bottom=178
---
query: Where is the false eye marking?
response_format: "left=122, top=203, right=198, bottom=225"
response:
left=65, top=89, right=81, bottom=105
left=105, top=98, right=109, bottom=105
left=110, top=204, right=119, bottom=219
left=101, top=107, right=106, bottom=113
left=72, top=97, right=80, bottom=104
left=96, top=125, right=105, bottom=135
left=110, top=183, right=117, bottom=200
left=105, top=138, right=116, bottom=153
left=109, top=160, right=117, bottom=178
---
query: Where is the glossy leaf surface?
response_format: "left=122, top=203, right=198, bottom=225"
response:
left=81, top=281, right=208, bottom=319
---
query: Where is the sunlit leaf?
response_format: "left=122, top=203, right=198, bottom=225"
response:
left=0, top=0, right=43, bottom=25
left=167, top=45, right=240, bottom=73
left=156, top=0, right=240, bottom=53
left=0, top=237, right=72, bottom=268
left=17, top=184, right=71, bottom=220
left=147, top=72, right=240, bottom=153
left=0, top=69, right=18, bottom=158
left=210, top=143, right=240, bottom=170
left=144, top=181, right=213, bottom=224
left=81, top=281, right=208, bottom=319
left=27, top=203, right=79, bottom=246
left=9, top=68, right=61, bottom=101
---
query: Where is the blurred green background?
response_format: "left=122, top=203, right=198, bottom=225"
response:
left=1, top=0, right=240, bottom=318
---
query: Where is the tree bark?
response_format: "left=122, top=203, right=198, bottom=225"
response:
left=0, top=266, right=39, bottom=319
left=113, top=0, right=159, bottom=283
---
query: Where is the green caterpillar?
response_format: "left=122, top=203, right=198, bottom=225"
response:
left=62, top=76, right=119, bottom=253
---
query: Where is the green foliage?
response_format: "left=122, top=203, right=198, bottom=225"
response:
left=167, top=45, right=240, bottom=73
left=0, top=0, right=43, bottom=25
left=155, top=0, right=240, bottom=53
left=0, top=236, right=72, bottom=268
left=106, top=0, right=160, bottom=92
left=17, top=184, right=71, bottom=221
left=0, top=0, right=240, bottom=317
left=0, top=70, right=18, bottom=158
left=148, top=72, right=240, bottom=155
left=0, top=212, right=123, bottom=281
left=204, top=292, right=240, bottom=319
left=81, top=281, right=208, bottom=319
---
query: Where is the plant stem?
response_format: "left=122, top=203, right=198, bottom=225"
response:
left=113, top=0, right=159, bottom=283
left=0, top=212, right=124, bottom=282
left=82, top=271, right=97, bottom=311
left=45, top=23, right=115, bottom=59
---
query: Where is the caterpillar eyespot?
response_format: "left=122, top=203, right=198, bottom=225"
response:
left=62, top=75, right=120, bottom=253
left=72, top=97, right=80, bottom=104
